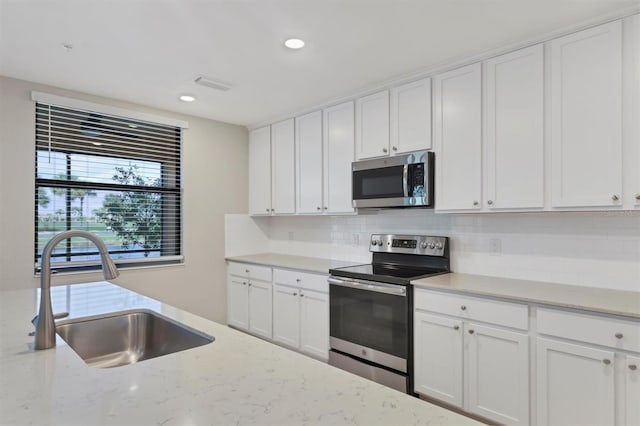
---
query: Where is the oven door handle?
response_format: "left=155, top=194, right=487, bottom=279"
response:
left=328, top=277, right=407, bottom=296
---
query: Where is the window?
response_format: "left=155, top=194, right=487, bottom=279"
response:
left=35, top=102, right=182, bottom=273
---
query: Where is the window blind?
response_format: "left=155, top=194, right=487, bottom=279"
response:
left=35, top=102, right=183, bottom=273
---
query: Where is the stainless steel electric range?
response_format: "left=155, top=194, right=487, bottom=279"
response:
left=328, top=234, right=450, bottom=394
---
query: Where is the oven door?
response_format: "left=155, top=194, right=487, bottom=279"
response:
left=328, top=277, right=409, bottom=372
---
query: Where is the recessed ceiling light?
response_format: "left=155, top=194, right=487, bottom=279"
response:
left=179, top=95, right=196, bottom=102
left=284, top=38, right=305, bottom=49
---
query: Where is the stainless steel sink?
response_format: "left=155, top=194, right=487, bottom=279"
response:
left=56, top=309, right=214, bottom=368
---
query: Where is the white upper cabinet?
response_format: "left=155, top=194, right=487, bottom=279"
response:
left=550, top=20, right=623, bottom=208
left=248, top=126, right=271, bottom=216
left=627, top=14, right=640, bottom=209
left=271, top=119, right=296, bottom=214
left=485, top=45, right=544, bottom=210
left=390, top=78, right=432, bottom=153
left=296, top=111, right=323, bottom=214
left=355, top=90, right=390, bottom=160
left=323, top=101, right=355, bottom=214
left=434, top=63, right=483, bottom=211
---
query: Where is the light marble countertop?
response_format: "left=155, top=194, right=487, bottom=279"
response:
left=226, top=253, right=358, bottom=274
left=412, top=273, right=640, bottom=319
left=0, top=281, right=481, bottom=426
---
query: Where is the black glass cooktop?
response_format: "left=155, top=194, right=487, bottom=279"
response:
left=330, top=263, right=448, bottom=285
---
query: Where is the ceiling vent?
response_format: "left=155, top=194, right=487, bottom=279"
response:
left=194, top=76, right=232, bottom=92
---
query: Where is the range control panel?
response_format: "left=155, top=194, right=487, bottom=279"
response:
left=370, top=234, right=448, bottom=256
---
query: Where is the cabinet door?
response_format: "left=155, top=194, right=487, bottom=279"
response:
left=625, top=355, right=640, bottom=426
left=466, top=323, right=529, bottom=425
left=272, top=284, right=300, bottom=348
left=536, top=337, right=615, bottom=426
left=630, top=14, right=640, bottom=209
left=323, top=101, right=355, bottom=214
left=550, top=20, right=623, bottom=208
left=299, top=289, right=329, bottom=360
left=485, top=45, right=544, bottom=210
left=248, top=279, right=272, bottom=339
left=227, top=276, right=249, bottom=330
left=414, top=311, right=464, bottom=407
left=248, top=126, right=271, bottom=215
left=355, top=90, right=390, bottom=160
left=271, top=119, right=296, bottom=214
left=390, top=78, right=432, bottom=154
left=296, top=111, right=323, bottom=214
left=434, top=63, right=483, bottom=211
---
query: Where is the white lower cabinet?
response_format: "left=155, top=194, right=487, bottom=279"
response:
left=414, top=288, right=530, bottom=425
left=536, top=337, right=615, bottom=426
left=226, top=263, right=273, bottom=339
left=536, top=307, right=640, bottom=426
left=247, top=279, right=273, bottom=339
left=625, top=355, right=640, bottom=426
left=466, top=323, right=529, bottom=425
left=272, top=268, right=329, bottom=361
left=227, top=276, right=249, bottom=330
left=414, top=312, right=463, bottom=406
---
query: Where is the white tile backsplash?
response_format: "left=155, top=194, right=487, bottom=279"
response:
left=228, top=209, right=640, bottom=292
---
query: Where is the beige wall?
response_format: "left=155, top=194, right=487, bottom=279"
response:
left=0, top=76, right=248, bottom=323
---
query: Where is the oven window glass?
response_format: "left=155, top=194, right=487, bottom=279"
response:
left=330, top=285, right=408, bottom=358
left=352, top=166, right=404, bottom=199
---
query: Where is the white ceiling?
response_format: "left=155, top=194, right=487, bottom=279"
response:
left=1, top=0, right=638, bottom=127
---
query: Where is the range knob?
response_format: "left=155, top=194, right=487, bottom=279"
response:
left=428, top=242, right=436, bottom=250
left=420, top=241, right=428, bottom=249
left=372, top=239, right=382, bottom=246
left=435, top=242, right=443, bottom=250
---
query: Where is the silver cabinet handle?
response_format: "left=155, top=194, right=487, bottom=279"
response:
left=612, top=194, right=620, bottom=201
left=487, top=200, right=494, bottom=205
left=468, top=329, right=475, bottom=335
left=615, top=333, right=623, bottom=339
left=323, top=206, right=328, bottom=210
left=630, top=365, right=638, bottom=371
left=473, top=201, right=479, bottom=206
left=382, top=147, right=388, bottom=153
left=453, top=325, right=460, bottom=330
left=266, top=208, right=270, bottom=212
left=603, top=359, right=611, bottom=365
left=271, top=208, right=275, bottom=212
left=460, top=305, right=467, bottom=311
left=245, top=269, right=249, bottom=273
left=295, top=278, right=301, bottom=283
left=635, top=194, right=640, bottom=201
left=392, top=146, right=398, bottom=151
left=293, top=292, right=297, bottom=296
left=317, top=206, right=321, bottom=210
left=242, top=282, right=247, bottom=286
left=248, top=283, right=252, bottom=287
left=300, top=293, right=305, bottom=297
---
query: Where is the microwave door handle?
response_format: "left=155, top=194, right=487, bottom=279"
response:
left=402, top=164, right=409, bottom=197
left=328, top=277, right=407, bottom=296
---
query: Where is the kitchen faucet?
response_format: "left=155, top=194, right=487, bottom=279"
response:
left=33, top=230, right=119, bottom=350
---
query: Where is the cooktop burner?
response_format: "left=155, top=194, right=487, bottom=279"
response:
left=329, top=234, right=450, bottom=285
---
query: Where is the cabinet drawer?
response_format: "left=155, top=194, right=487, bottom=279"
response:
left=414, top=288, right=528, bottom=330
left=273, top=268, right=328, bottom=293
left=227, top=262, right=272, bottom=282
left=537, top=308, right=640, bottom=352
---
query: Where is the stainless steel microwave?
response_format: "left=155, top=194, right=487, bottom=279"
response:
left=352, top=151, right=434, bottom=208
